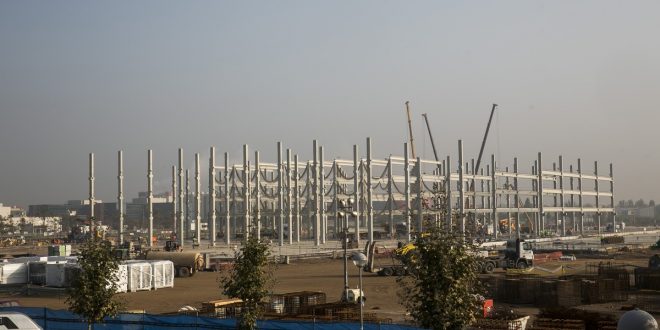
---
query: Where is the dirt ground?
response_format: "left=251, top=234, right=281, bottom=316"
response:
left=0, top=257, right=407, bottom=321
left=1, top=246, right=658, bottom=323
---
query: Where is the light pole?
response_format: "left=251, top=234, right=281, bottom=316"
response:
left=352, top=251, right=367, bottom=330
left=338, top=198, right=356, bottom=302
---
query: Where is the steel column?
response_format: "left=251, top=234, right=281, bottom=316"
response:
left=224, top=152, right=230, bottom=245
left=209, top=147, right=216, bottom=246
left=178, top=149, right=184, bottom=246
left=118, top=151, right=124, bottom=245
left=404, top=143, right=411, bottom=242
left=366, top=137, right=374, bottom=242
left=147, top=150, right=154, bottom=247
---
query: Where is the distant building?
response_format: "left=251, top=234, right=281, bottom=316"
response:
left=0, top=204, right=10, bottom=218
left=616, top=206, right=655, bottom=218
left=28, top=199, right=103, bottom=218
left=1, top=216, right=62, bottom=233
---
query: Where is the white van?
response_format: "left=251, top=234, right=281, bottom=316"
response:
left=0, top=312, right=42, bottom=330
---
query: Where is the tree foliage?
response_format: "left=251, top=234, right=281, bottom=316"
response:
left=66, top=233, right=122, bottom=329
left=220, top=235, right=274, bottom=330
left=397, top=224, right=484, bottom=330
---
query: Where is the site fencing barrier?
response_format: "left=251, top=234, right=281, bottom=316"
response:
left=0, top=307, right=420, bottom=330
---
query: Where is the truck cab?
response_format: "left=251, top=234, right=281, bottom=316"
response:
left=504, top=238, right=534, bottom=269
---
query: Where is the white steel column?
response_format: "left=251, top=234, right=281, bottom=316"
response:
left=559, top=156, right=565, bottom=236
left=319, top=145, right=326, bottom=244
left=278, top=142, right=284, bottom=246
left=570, top=165, right=575, bottom=234
left=332, top=160, right=339, bottom=237
left=416, top=157, right=423, bottom=234
left=537, top=152, right=545, bottom=234
left=243, top=145, right=250, bottom=238
left=287, top=149, right=293, bottom=244
left=294, top=155, right=300, bottom=243
left=118, top=151, right=124, bottom=245
left=387, top=156, right=394, bottom=237
left=88, top=153, right=95, bottom=233
left=404, top=143, right=411, bottom=242
left=578, top=158, right=584, bottom=235
left=553, top=162, right=558, bottom=235
left=171, top=165, right=176, bottom=240
left=366, top=137, right=374, bottom=242
left=505, top=167, right=511, bottom=237
left=595, top=161, right=600, bottom=235
left=514, top=158, right=520, bottom=239
left=446, top=156, right=452, bottom=228
left=491, top=155, right=497, bottom=239
left=224, top=153, right=231, bottom=244
left=458, top=140, right=465, bottom=235
left=255, top=151, right=261, bottom=240
left=480, top=167, right=486, bottom=236
left=353, top=145, right=361, bottom=245
left=610, top=164, right=616, bottom=232
left=147, top=150, right=154, bottom=247
left=195, top=153, right=201, bottom=244
left=178, top=149, right=184, bottom=246
left=186, top=169, right=190, bottom=239
left=313, top=140, right=320, bottom=246
left=209, top=147, right=216, bottom=246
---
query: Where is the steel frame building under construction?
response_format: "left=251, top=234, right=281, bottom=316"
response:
left=90, top=138, right=616, bottom=247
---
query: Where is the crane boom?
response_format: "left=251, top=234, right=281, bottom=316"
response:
left=405, top=101, right=416, bottom=159
left=474, top=103, right=498, bottom=174
left=421, top=113, right=439, bottom=162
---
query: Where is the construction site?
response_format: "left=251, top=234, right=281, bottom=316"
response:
left=0, top=103, right=658, bottom=330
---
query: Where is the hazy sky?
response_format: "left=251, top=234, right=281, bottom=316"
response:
left=1, top=1, right=659, bottom=208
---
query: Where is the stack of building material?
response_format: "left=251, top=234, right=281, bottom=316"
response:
left=201, top=298, right=243, bottom=318
left=148, top=260, right=174, bottom=289
left=0, top=262, right=28, bottom=284
left=47, top=245, right=72, bottom=257
left=267, top=291, right=327, bottom=315
left=124, top=261, right=152, bottom=292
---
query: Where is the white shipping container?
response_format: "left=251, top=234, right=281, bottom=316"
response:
left=0, top=263, right=28, bottom=284
left=124, top=261, right=152, bottom=292
left=149, top=260, right=174, bottom=289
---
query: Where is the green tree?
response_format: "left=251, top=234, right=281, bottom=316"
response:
left=220, top=235, right=275, bottom=330
left=397, top=224, right=484, bottom=330
left=66, top=229, right=122, bottom=330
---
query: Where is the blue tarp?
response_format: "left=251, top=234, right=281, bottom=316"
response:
left=0, top=307, right=421, bottom=330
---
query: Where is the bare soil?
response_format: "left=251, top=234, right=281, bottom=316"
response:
left=0, top=257, right=407, bottom=321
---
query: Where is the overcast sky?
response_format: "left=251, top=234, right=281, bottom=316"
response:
left=1, top=1, right=659, bottom=208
